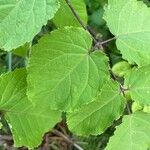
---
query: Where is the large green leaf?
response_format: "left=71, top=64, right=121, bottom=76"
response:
left=125, top=65, right=150, bottom=105
left=106, top=112, right=150, bottom=150
left=27, top=27, right=109, bottom=111
left=53, top=0, right=87, bottom=27
left=0, top=69, right=61, bottom=148
left=104, top=0, right=150, bottom=66
left=67, top=80, right=125, bottom=136
left=0, top=0, right=59, bottom=51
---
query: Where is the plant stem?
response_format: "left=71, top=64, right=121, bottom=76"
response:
left=25, top=41, right=32, bottom=66
left=52, top=129, right=84, bottom=150
left=7, top=51, right=12, bottom=72
left=126, top=103, right=132, bottom=114
left=65, top=0, right=117, bottom=47
left=65, top=0, right=86, bottom=30
left=95, top=36, right=116, bottom=48
left=120, top=85, right=132, bottom=114
left=65, top=0, right=97, bottom=44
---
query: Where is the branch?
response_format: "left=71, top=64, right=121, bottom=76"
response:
left=0, top=135, right=12, bottom=141
left=65, top=0, right=97, bottom=44
left=65, top=0, right=86, bottom=30
left=65, top=0, right=118, bottom=48
left=95, top=37, right=116, bottom=49
left=120, top=85, right=131, bottom=114
left=7, top=51, right=12, bottom=72
left=52, top=129, right=84, bottom=150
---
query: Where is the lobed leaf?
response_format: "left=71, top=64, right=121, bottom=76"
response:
left=106, top=112, right=150, bottom=150
left=27, top=27, right=110, bottom=111
left=104, top=0, right=150, bottom=66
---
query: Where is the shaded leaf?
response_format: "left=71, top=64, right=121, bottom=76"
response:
left=0, top=69, right=61, bottom=148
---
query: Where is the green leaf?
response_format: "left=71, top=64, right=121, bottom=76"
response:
left=0, top=0, right=59, bottom=51
left=53, top=0, right=87, bottom=27
left=27, top=27, right=109, bottom=111
left=0, top=69, right=61, bottom=148
left=125, top=65, right=150, bottom=105
left=104, top=0, right=150, bottom=66
left=13, top=43, right=29, bottom=57
left=67, top=80, right=125, bottom=136
left=106, top=112, right=150, bottom=150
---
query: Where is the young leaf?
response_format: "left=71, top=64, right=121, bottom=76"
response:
left=106, top=112, right=150, bottom=150
left=104, top=0, right=150, bottom=66
left=0, top=69, right=61, bottom=148
left=125, top=65, right=150, bottom=105
left=67, top=80, right=125, bottom=136
left=0, top=0, right=59, bottom=51
left=27, top=27, right=110, bottom=111
left=53, top=0, right=87, bottom=27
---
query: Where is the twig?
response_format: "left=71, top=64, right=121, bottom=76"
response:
left=0, top=135, right=13, bottom=141
left=65, top=0, right=117, bottom=48
left=52, top=129, right=84, bottom=150
left=112, top=72, right=132, bottom=115
left=95, top=37, right=116, bottom=48
left=126, top=103, right=132, bottom=114
left=57, top=123, right=68, bottom=136
left=120, top=85, right=131, bottom=114
left=7, top=51, right=12, bottom=72
left=65, top=0, right=86, bottom=30
left=65, top=0, right=97, bottom=44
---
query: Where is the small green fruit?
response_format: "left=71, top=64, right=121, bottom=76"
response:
left=132, top=102, right=143, bottom=113
left=143, top=105, right=150, bottom=113
left=112, top=61, right=131, bottom=77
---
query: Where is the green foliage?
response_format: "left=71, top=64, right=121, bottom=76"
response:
left=0, top=0, right=59, bottom=51
left=13, top=43, right=29, bottom=57
left=125, top=65, right=150, bottom=105
left=0, top=0, right=150, bottom=149
left=53, top=0, right=87, bottom=27
left=106, top=112, right=150, bottom=150
left=132, top=102, right=143, bottom=112
left=27, top=27, right=109, bottom=111
left=104, top=0, right=150, bottom=66
left=67, top=80, right=125, bottom=136
left=0, top=69, right=61, bottom=148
